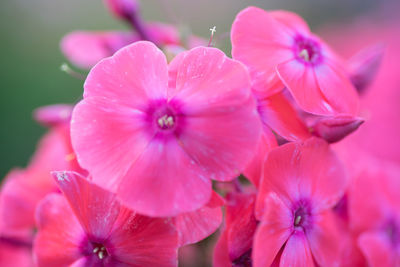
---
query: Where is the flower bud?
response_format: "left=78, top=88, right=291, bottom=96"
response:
left=348, top=44, right=385, bottom=94
left=311, top=115, right=364, bottom=143
left=104, top=0, right=139, bottom=21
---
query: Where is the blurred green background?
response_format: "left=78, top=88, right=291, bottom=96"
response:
left=0, top=0, right=385, bottom=178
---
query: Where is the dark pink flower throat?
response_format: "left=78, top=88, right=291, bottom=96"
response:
left=294, top=35, right=322, bottom=65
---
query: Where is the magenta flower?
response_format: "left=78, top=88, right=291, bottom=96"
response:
left=231, top=7, right=360, bottom=116
left=253, top=138, right=347, bottom=266
left=34, top=171, right=179, bottom=267
left=71, top=41, right=261, bottom=216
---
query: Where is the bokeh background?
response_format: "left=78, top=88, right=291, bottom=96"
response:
left=0, top=0, right=395, bottom=178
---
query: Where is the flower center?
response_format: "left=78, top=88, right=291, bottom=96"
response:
left=294, top=35, right=321, bottom=64
left=157, top=114, right=175, bottom=130
left=92, top=243, right=108, bottom=260
left=292, top=200, right=312, bottom=231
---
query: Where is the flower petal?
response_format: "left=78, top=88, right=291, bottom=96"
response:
left=314, top=61, right=359, bottom=115
left=52, top=171, right=120, bottom=241
left=276, top=59, right=335, bottom=115
left=306, top=211, right=343, bottom=267
left=108, top=208, right=178, bottom=266
left=116, top=139, right=212, bottom=217
left=257, top=90, right=311, bottom=141
left=231, top=6, right=293, bottom=93
left=253, top=193, right=292, bottom=267
left=358, top=231, right=395, bottom=267
left=61, top=31, right=135, bottom=69
left=280, top=232, right=315, bottom=267
left=175, top=191, right=224, bottom=246
left=83, top=41, right=168, bottom=109
left=257, top=138, right=347, bottom=212
left=171, top=47, right=262, bottom=181
left=71, top=97, right=151, bottom=192
left=34, top=194, right=85, bottom=267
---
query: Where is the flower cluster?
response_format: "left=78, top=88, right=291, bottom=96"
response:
left=1, top=1, right=399, bottom=267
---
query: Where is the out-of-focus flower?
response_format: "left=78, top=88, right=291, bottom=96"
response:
left=253, top=138, right=347, bottom=266
left=34, top=171, right=179, bottom=266
left=322, top=17, right=400, bottom=164
left=349, top=163, right=400, bottom=267
left=231, top=7, right=359, bottom=116
left=213, top=192, right=258, bottom=267
left=0, top=240, right=33, bottom=267
left=70, top=41, right=261, bottom=217
left=61, top=1, right=205, bottom=69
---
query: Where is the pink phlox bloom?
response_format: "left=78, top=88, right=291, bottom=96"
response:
left=349, top=163, right=400, bottom=267
left=0, top=125, right=83, bottom=238
left=34, top=171, right=179, bottom=267
left=71, top=41, right=261, bottom=217
left=61, top=23, right=205, bottom=69
left=231, top=7, right=360, bottom=116
left=33, top=104, right=74, bottom=127
left=213, top=192, right=258, bottom=267
left=253, top=138, right=347, bottom=267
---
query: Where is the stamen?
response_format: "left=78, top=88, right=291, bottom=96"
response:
left=157, top=114, right=175, bottom=129
left=294, top=215, right=302, bottom=226
left=93, top=247, right=99, bottom=253
left=60, top=63, right=86, bottom=80
left=208, top=26, right=217, bottom=47
left=298, top=49, right=310, bottom=61
left=98, top=250, right=105, bottom=259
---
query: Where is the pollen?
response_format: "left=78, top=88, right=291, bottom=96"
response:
left=294, top=215, right=302, bottom=226
left=157, top=114, right=175, bottom=129
left=93, top=245, right=107, bottom=260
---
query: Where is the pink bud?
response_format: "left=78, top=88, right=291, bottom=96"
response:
left=33, top=104, right=73, bottom=127
left=104, top=0, right=139, bottom=20
left=348, top=43, right=385, bottom=93
left=311, top=115, right=364, bottom=143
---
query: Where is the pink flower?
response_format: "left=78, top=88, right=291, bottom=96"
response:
left=34, top=171, right=179, bottom=267
left=61, top=23, right=204, bottom=69
left=253, top=138, right=347, bottom=266
left=0, top=123, right=82, bottom=239
left=231, top=7, right=360, bottom=116
left=349, top=163, right=400, bottom=267
left=71, top=41, right=261, bottom=216
left=213, top=192, right=258, bottom=267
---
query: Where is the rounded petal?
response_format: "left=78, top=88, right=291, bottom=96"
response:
left=253, top=193, right=292, bottom=267
left=243, top=129, right=277, bottom=188
left=116, top=139, right=212, bottom=217
left=34, top=194, right=85, bottom=267
left=175, top=191, right=224, bottom=246
left=170, top=47, right=261, bottom=181
left=257, top=138, right=347, bottom=212
left=61, top=31, right=135, bottom=69
left=280, top=232, right=315, bottom=267
left=276, top=59, right=335, bottom=115
left=71, top=97, right=151, bottom=192
left=231, top=7, right=293, bottom=93
left=306, top=211, right=343, bottom=267
left=0, top=241, right=33, bottom=267
left=270, top=10, right=310, bottom=35
left=109, top=208, right=178, bottom=266
left=314, top=61, right=360, bottom=115
left=257, top=90, right=311, bottom=141
left=52, top=171, right=120, bottom=240
left=83, top=41, right=168, bottom=108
